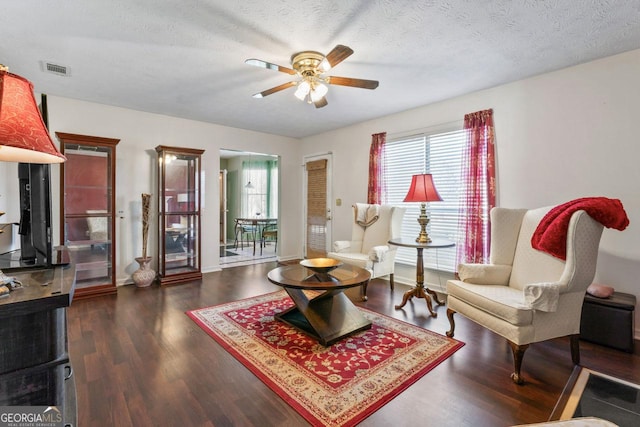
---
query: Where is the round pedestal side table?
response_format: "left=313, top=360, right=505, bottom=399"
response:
left=388, top=238, right=455, bottom=317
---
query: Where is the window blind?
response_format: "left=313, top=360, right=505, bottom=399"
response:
left=306, top=159, right=328, bottom=258
left=385, top=129, right=465, bottom=272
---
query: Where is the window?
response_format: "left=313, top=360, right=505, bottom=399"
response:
left=242, top=159, right=278, bottom=218
left=384, top=128, right=465, bottom=271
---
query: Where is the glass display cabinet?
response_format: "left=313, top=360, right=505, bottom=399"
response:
left=156, top=145, right=204, bottom=285
left=57, top=132, right=119, bottom=299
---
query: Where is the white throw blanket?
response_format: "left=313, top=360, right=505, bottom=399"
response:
left=355, top=203, right=380, bottom=227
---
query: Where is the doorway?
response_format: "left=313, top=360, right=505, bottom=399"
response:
left=220, top=149, right=279, bottom=268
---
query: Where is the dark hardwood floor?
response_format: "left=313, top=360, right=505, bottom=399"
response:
left=67, top=262, right=640, bottom=426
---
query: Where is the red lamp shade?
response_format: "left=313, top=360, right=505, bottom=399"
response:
left=0, top=70, right=66, bottom=163
left=403, top=174, right=442, bottom=203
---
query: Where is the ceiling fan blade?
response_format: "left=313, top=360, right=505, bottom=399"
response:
left=324, top=45, right=354, bottom=69
left=245, top=59, right=297, bottom=75
left=314, top=97, right=328, bottom=108
left=252, top=81, right=297, bottom=98
left=327, top=76, right=379, bottom=90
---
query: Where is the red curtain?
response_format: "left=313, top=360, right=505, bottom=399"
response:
left=456, top=109, right=496, bottom=266
left=368, top=132, right=387, bottom=204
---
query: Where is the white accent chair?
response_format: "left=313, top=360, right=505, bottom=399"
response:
left=328, top=204, right=405, bottom=301
left=446, top=206, right=604, bottom=384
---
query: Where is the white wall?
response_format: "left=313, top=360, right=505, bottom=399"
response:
left=301, top=48, right=640, bottom=339
left=45, top=97, right=303, bottom=282
left=0, top=162, right=19, bottom=222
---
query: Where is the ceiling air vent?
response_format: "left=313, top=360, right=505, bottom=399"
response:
left=41, top=61, right=71, bottom=77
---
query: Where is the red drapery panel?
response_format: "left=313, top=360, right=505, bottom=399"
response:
left=456, top=109, right=496, bottom=266
left=368, top=132, right=387, bottom=204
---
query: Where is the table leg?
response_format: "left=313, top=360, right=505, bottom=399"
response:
left=426, top=288, right=445, bottom=306
left=394, top=247, right=438, bottom=317
left=252, top=223, right=257, bottom=256
left=277, top=287, right=372, bottom=346
left=395, top=286, right=437, bottom=317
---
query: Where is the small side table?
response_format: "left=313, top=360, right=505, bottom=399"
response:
left=388, top=238, right=455, bottom=317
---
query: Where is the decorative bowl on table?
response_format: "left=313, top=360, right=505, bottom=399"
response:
left=300, top=258, right=343, bottom=274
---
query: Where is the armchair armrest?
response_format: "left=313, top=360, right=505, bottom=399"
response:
left=368, top=245, right=389, bottom=262
left=458, top=263, right=512, bottom=285
left=333, top=240, right=351, bottom=252
left=523, top=282, right=561, bottom=312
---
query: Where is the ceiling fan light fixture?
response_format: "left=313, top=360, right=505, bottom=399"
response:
left=319, top=58, right=331, bottom=72
left=246, top=45, right=377, bottom=108
left=310, top=83, right=328, bottom=102
left=294, top=80, right=310, bottom=100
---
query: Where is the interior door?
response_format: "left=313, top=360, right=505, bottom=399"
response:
left=304, top=154, right=332, bottom=258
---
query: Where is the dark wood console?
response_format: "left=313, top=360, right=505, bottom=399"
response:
left=0, top=262, right=76, bottom=425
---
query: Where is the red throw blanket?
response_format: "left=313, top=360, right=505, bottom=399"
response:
left=531, top=197, right=629, bottom=260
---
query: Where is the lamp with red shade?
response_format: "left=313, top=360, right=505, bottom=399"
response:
left=0, top=65, right=66, bottom=163
left=403, top=173, right=442, bottom=243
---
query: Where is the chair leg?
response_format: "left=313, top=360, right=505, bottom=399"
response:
left=234, top=228, right=240, bottom=249
left=508, top=341, right=529, bottom=385
left=570, top=334, right=580, bottom=365
left=446, top=308, right=456, bottom=337
left=389, top=273, right=395, bottom=290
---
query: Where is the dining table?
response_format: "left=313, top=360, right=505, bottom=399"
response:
left=234, top=217, right=277, bottom=255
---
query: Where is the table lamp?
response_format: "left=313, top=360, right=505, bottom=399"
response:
left=0, top=65, right=66, bottom=163
left=403, top=173, right=442, bottom=243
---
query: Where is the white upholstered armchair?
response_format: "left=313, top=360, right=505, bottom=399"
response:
left=446, top=206, right=604, bottom=384
left=328, top=204, right=405, bottom=301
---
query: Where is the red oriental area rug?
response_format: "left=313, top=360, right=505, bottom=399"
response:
left=187, top=291, right=464, bottom=426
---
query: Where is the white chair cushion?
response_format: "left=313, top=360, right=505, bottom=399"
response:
left=489, top=208, right=527, bottom=265
left=447, top=280, right=533, bottom=326
left=361, top=205, right=394, bottom=254
left=329, top=205, right=405, bottom=284
left=509, top=207, right=566, bottom=290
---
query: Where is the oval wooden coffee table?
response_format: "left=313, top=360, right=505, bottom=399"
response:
left=267, top=263, right=371, bottom=346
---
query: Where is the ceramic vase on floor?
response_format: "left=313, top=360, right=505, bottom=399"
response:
left=134, top=193, right=154, bottom=287
left=133, top=256, right=155, bottom=287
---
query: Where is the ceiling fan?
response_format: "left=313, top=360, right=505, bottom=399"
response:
left=245, top=45, right=378, bottom=108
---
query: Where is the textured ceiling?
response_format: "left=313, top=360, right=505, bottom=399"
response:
left=2, top=1, right=640, bottom=138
